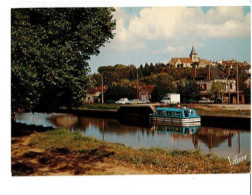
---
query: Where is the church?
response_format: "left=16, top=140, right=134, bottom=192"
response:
left=168, top=46, right=211, bottom=68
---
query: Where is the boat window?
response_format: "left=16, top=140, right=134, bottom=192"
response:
left=184, top=110, right=189, bottom=117
left=166, top=111, right=172, bottom=116
left=157, top=111, right=163, bottom=115
left=175, top=112, right=182, bottom=117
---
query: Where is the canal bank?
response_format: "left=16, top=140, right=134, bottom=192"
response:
left=57, top=105, right=251, bottom=130
left=11, top=128, right=250, bottom=175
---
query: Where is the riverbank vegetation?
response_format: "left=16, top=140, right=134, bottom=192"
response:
left=80, top=103, right=119, bottom=110
left=12, top=128, right=250, bottom=176
left=183, top=104, right=251, bottom=117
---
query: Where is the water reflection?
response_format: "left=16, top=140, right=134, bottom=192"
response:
left=15, top=112, right=250, bottom=158
left=50, top=114, right=78, bottom=128
left=154, top=125, right=199, bottom=135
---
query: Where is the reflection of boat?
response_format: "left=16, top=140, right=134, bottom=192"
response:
left=150, top=107, right=201, bottom=125
left=154, top=125, right=199, bottom=135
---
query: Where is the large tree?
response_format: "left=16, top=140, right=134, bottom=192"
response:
left=177, top=80, right=201, bottom=102
left=104, top=85, right=137, bottom=102
left=11, top=8, right=116, bottom=111
left=150, top=73, right=176, bottom=102
left=208, top=82, right=225, bottom=101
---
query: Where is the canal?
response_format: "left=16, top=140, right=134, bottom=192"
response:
left=15, top=112, right=251, bottom=159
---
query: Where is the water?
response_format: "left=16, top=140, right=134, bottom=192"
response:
left=15, top=112, right=251, bottom=159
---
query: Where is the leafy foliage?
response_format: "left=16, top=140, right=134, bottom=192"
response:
left=208, top=82, right=225, bottom=101
left=177, top=80, right=201, bottom=102
left=104, top=85, right=137, bottom=101
left=98, top=64, right=136, bottom=86
left=150, top=74, right=176, bottom=102
left=244, top=88, right=251, bottom=104
left=11, top=8, right=116, bottom=111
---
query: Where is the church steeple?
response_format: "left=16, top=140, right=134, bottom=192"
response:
left=190, top=45, right=198, bottom=62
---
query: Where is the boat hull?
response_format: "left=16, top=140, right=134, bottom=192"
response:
left=150, top=115, right=201, bottom=126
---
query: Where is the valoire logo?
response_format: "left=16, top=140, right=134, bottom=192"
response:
left=228, top=153, right=248, bottom=166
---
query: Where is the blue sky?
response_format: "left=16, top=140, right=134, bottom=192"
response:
left=89, top=6, right=251, bottom=73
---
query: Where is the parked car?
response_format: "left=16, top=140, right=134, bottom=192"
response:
left=106, top=99, right=115, bottom=104
left=198, top=98, right=214, bottom=104
left=216, top=98, right=222, bottom=104
left=115, top=98, right=129, bottom=104
left=141, top=100, right=150, bottom=104
left=185, top=99, right=198, bottom=104
left=129, top=99, right=142, bottom=104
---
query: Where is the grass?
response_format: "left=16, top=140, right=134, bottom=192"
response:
left=79, top=103, right=119, bottom=110
left=28, top=129, right=250, bottom=174
left=183, top=104, right=251, bottom=116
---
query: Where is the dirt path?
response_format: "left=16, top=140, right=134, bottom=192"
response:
left=11, top=134, right=153, bottom=176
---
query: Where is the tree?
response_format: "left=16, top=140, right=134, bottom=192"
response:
left=143, top=63, right=151, bottom=76
left=208, top=82, right=225, bottom=101
left=151, top=85, right=172, bottom=103
left=104, top=85, right=136, bottom=101
left=90, top=73, right=102, bottom=87
left=11, top=8, right=116, bottom=111
left=141, top=72, right=175, bottom=86
left=177, top=80, right=201, bottom=102
left=150, top=73, right=176, bottom=102
left=244, top=88, right=251, bottom=104
left=138, top=64, right=144, bottom=78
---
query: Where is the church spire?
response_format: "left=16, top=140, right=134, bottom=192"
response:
left=190, top=45, right=197, bottom=56
left=190, top=45, right=198, bottom=62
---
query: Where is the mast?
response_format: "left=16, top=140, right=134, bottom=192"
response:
left=101, top=74, right=104, bottom=104
left=236, top=62, right=239, bottom=104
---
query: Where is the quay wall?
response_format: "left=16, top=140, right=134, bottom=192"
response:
left=58, top=105, right=250, bottom=130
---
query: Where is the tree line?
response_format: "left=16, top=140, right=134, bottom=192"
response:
left=91, top=63, right=251, bottom=103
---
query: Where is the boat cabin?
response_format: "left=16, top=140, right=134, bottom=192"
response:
left=154, top=107, right=199, bottom=118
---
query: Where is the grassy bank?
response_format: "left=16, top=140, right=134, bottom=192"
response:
left=184, top=104, right=250, bottom=117
left=12, top=129, right=250, bottom=175
left=80, top=103, right=119, bottom=110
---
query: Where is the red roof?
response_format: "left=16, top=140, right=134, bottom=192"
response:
left=138, top=85, right=156, bottom=94
left=88, top=86, right=108, bottom=94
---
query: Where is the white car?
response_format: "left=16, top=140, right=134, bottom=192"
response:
left=115, top=98, right=130, bottom=104
left=141, top=100, right=150, bottom=104
left=129, top=99, right=142, bottom=104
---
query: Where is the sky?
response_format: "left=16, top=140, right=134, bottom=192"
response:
left=88, top=6, right=251, bottom=73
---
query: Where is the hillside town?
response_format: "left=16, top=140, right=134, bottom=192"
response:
left=85, top=46, right=251, bottom=104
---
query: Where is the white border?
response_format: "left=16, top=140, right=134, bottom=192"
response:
left=1, top=1, right=251, bottom=195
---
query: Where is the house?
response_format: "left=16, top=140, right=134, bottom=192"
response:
left=244, top=78, right=251, bottom=88
left=243, top=66, right=251, bottom=74
left=198, top=58, right=212, bottom=68
left=137, top=85, right=156, bottom=102
left=220, top=59, right=250, bottom=69
left=168, top=45, right=211, bottom=68
left=84, top=86, right=108, bottom=103
left=194, top=65, right=245, bottom=103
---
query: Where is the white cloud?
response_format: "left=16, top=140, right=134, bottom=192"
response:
left=104, top=7, right=146, bottom=51
left=154, top=42, right=204, bottom=56
left=154, top=46, right=187, bottom=55
left=104, top=7, right=250, bottom=52
left=128, top=7, right=250, bottom=40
